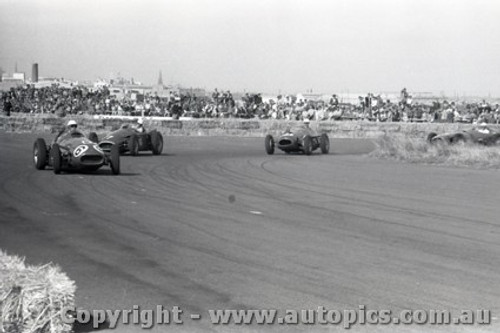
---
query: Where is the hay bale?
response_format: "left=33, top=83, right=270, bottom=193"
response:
left=0, top=250, right=76, bottom=333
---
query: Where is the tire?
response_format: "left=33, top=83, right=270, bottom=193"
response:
left=110, top=144, right=120, bottom=175
left=151, top=131, right=163, bottom=155
left=320, top=133, right=330, bottom=154
left=264, top=134, right=275, bottom=155
left=427, top=132, right=437, bottom=144
left=128, top=135, right=139, bottom=156
left=33, top=138, right=47, bottom=170
left=303, top=135, right=312, bottom=155
left=88, top=132, right=99, bottom=143
left=51, top=144, right=62, bottom=174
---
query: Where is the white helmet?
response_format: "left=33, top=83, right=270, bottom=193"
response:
left=137, top=118, right=144, bottom=125
left=67, top=120, right=77, bottom=127
left=303, top=118, right=310, bottom=124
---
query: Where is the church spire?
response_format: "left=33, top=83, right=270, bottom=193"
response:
left=157, top=70, right=163, bottom=86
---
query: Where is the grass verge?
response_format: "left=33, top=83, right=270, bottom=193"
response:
left=371, top=135, right=500, bottom=169
left=0, top=250, right=76, bottom=333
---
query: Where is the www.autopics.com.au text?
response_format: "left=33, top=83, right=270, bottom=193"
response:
left=61, top=305, right=492, bottom=329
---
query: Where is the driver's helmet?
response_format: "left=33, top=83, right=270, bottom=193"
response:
left=303, top=118, right=310, bottom=125
left=67, top=120, right=77, bottom=129
left=137, top=118, right=144, bottom=125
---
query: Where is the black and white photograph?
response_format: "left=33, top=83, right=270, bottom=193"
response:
left=1, top=0, right=499, bottom=332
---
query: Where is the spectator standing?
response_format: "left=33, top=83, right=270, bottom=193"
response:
left=400, top=88, right=409, bottom=105
left=329, top=94, right=339, bottom=108
left=493, top=104, right=500, bottom=124
left=3, top=96, right=12, bottom=116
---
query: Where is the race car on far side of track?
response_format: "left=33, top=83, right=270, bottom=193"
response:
left=427, top=125, right=500, bottom=146
left=33, top=130, right=120, bottom=175
left=96, top=125, right=163, bottom=156
left=264, top=123, right=330, bottom=155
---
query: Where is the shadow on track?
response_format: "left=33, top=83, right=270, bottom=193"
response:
left=35, top=169, right=141, bottom=176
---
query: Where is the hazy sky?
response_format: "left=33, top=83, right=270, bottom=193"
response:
left=1, top=0, right=499, bottom=96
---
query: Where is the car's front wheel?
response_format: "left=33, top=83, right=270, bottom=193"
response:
left=151, top=131, right=163, bottom=155
left=427, top=132, right=437, bottom=144
left=265, top=134, right=275, bottom=155
left=110, top=144, right=120, bottom=175
left=128, top=135, right=139, bottom=156
left=320, top=133, right=330, bottom=154
left=51, top=144, right=62, bottom=174
left=303, top=135, right=312, bottom=155
left=33, top=138, right=47, bottom=170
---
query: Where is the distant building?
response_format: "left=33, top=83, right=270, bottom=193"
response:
left=12, top=72, right=25, bottom=81
left=179, top=87, right=206, bottom=97
left=0, top=72, right=25, bottom=91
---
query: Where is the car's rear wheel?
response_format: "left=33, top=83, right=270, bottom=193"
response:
left=88, top=132, right=99, bottom=143
left=303, top=135, right=312, bottom=155
left=33, top=138, right=47, bottom=170
left=320, top=133, right=330, bottom=154
left=427, top=132, right=437, bottom=144
left=151, top=131, right=163, bottom=155
left=128, top=135, right=139, bottom=156
left=51, top=144, right=62, bottom=174
left=265, top=134, right=275, bottom=155
left=110, top=144, right=120, bottom=175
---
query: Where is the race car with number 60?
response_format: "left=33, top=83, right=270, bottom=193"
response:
left=33, top=130, right=120, bottom=175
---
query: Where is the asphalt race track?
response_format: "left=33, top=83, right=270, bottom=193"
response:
left=1, top=132, right=500, bottom=333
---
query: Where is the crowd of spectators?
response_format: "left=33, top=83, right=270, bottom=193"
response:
left=1, top=84, right=499, bottom=124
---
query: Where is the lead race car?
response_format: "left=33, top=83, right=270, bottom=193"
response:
left=264, top=120, right=330, bottom=155
left=97, top=124, right=163, bottom=156
left=33, top=129, right=120, bottom=175
left=427, top=123, right=500, bottom=146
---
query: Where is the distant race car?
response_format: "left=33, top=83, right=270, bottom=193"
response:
left=427, top=126, right=500, bottom=146
left=96, top=124, right=163, bottom=156
left=33, top=130, right=120, bottom=175
left=265, top=124, right=330, bottom=155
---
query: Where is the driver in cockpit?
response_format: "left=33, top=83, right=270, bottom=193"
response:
left=54, top=120, right=79, bottom=143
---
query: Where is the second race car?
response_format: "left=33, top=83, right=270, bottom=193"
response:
left=265, top=120, right=330, bottom=155
left=97, top=124, right=164, bottom=156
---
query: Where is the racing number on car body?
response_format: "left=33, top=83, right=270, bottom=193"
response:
left=73, top=145, right=89, bottom=157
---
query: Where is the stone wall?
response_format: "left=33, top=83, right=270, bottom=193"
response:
left=1, top=114, right=497, bottom=138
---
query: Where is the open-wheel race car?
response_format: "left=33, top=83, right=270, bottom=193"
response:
left=264, top=122, right=330, bottom=155
left=96, top=124, right=163, bottom=156
left=33, top=130, right=120, bottom=175
left=427, top=125, right=500, bottom=146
